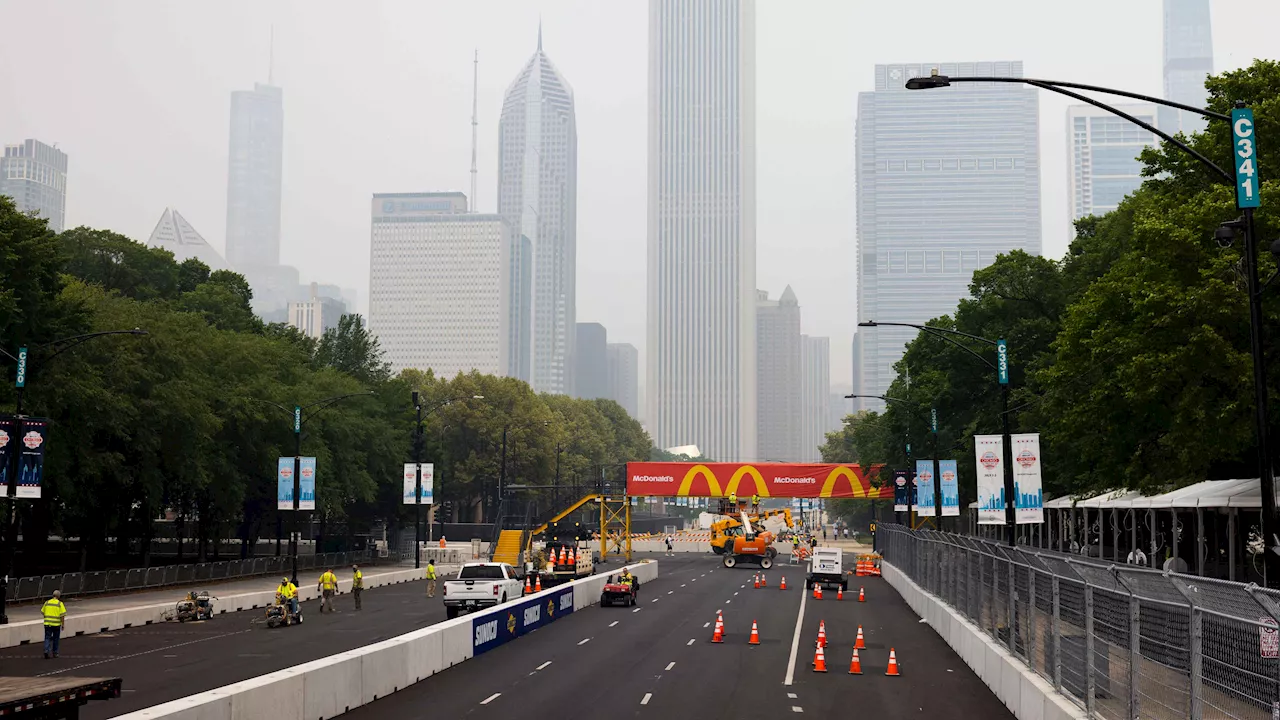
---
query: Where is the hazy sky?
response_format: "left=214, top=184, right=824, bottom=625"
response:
left=2, top=1, right=1278, bottom=390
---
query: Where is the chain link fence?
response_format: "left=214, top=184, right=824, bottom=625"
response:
left=881, top=524, right=1280, bottom=720
left=6, top=550, right=377, bottom=604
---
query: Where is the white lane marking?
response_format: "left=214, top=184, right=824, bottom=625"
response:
left=741, top=584, right=746, bottom=588
left=703, top=622, right=710, bottom=628
left=725, top=599, right=731, bottom=604
left=641, top=693, right=652, bottom=705
left=666, top=661, right=676, bottom=670
left=578, top=638, right=591, bottom=645
left=609, top=621, right=619, bottom=627
left=633, top=607, right=642, bottom=613
left=791, top=706, right=804, bottom=713
left=788, top=693, right=797, bottom=699
left=37, top=630, right=252, bottom=678
left=668, top=590, right=673, bottom=595
left=734, top=591, right=739, bottom=596
left=687, top=638, right=696, bottom=646
left=681, top=584, right=687, bottom=588
left=481, top=693, right=501, bottom=705
left=784, top=565, right=810, bottom=686
left=537, top=661, right=552, bottom=670
left=651, top=598, right=659, bottom=603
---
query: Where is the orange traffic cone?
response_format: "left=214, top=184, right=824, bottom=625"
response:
left=749, top=620, right=761, bottom=645
left=837, top=586, right=844, bottom=601
left=780, top=576, right=787, bottom=590
left=812, top=643, right=828, bottom=673
left=760, top=575, right=766, bottom=587
left=569, top=547, right=576, bottom=565
left=559, top=547, right=567, bottom=565
left=854, top=625, right=866, bottom=649
left=712, top=617, right=724, bottom=643
left=814, top=583, right=823, bottom=600
left=858, top=586, right=866, bottom=602
left=885, top=648, right=900, bottom=676
left=848, top=648, right=863, bottom=675
left=524, top=576, right=532, bottom=594
left=754, top=574, right=760, bottom=589
left=535, top=574, right=543, bottom=592
left=817, top=621, right=827, bottom=648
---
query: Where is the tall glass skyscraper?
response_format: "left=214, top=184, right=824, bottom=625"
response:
left=225, top=82, right=283, bottom=270
left=1067, top=103, right=1158, bottom=222
left=497, top=27, right=577, bottom=394
left=647, top=0, right=757, bottom=461
left=1162, top=0, right=1214, bottom=135
left=0, top=139, right=67, bottom=232
left=853, top=62, right=1040, bottom=411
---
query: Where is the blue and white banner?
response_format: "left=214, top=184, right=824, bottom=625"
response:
left=975, top=435, right=1005, bottom=525
left=402, top=463, right=434, bottom=505
left=939, top=459, right=960, bottom=517
left=915, top=460, right=936, bottom=517
left=473, top=586, right=574, bottom=656
left=0, top=418, right=48, bottom=499
left=276, top=457, right=295, bottom=510
left=299, top=456, right=317, bottom=511
left=892, top=469, right=913, bottom=512
left=1011, top=433, right=1044, bottom=524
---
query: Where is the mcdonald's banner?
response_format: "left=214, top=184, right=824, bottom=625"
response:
left=625, top=462, right=890, bottom=499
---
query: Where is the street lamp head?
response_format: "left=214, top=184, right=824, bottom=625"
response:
left=858, top=320, right=878, bottom=327
left=131, top=328, right=148, bottom=335
left=472, top=395, right=485, bottom=399
left=905, top=69, right=951, bottom=90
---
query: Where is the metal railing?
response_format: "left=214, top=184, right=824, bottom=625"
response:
left=881, top=524, right=1280, bottom=720
left=8, top=550, right=376, bottom=604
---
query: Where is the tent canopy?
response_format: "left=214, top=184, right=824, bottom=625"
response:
left=1041, top=479, right=1268, bottom=510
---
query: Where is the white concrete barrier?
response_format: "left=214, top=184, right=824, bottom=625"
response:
left=0, top=566, right=431, bottom=650
left=881, top=561, right=1084, bottom=720
left=116, top=561, right=659, bottom=720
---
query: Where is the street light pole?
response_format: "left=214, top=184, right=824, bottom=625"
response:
left=846, top=393, right=944, bottom=526
left=412, top=393, right=423, bottom=570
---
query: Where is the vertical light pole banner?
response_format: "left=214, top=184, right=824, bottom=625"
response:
left=276, top=457, right=294, bottom=510
left=893, top=469, right=910, bottom=512
left=1011, top=433, right=1044, bottom=524
left=15, top=419, right=47, bottom=499
left=298, top=457, right=317, bottom=511
left=939, top=459, right=960, bottom=516
left=915, top=460, right=936, bottom=517
left=402, top=463, right=435, bottom=504
left=974, top=434, right=1005, bottom=524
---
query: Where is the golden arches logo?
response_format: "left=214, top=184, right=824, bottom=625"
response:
left=725, top=466, right=769, bottom=498
left=676, top=465, right=723, bottom=496
left=675, top=465, right=771, bottom=497
left=820, top=466, right=871, bottom=498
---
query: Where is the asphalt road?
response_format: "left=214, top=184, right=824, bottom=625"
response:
left=0, top=557, right=642, bottom=719
left=343, top=556, right=1013, bottom=719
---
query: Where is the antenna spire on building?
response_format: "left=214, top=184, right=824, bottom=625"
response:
left=470, top=49, right=479, bottom=212
left=268, top=25, right=275, bottom=84
left=538, top=17, right=543, bottom=51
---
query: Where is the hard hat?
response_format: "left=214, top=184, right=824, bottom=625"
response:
left=282, top=577, right=290, bottom=583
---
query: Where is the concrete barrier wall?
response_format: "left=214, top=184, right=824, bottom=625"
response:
left=0, top=566, right=431, bottom=651
left=116, top=560, right=659, bottom=720
left=880, top=561, right=1085, bottom=720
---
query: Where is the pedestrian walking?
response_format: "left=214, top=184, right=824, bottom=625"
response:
left=318, top=568, right=339, bottom=613
left=352, top=564, right=364, bottom=610
left=42, top=590, right=66, bottom=659
left=665, top=535, right=674, bottom=557
left=426, top=559, right=437, bottom=598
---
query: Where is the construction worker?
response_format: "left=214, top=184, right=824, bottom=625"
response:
left=352, top=564, right=364, bottom=610
left=752, top=494, right=760, bottom=513
left=728, top=492, right=737, bottom=512
left=41, top=590, right=67, bottom=659
left=619, top=568, right=634, bottom=586
left=276, top=576, right=299, bottom=617
left=318, top=568, right=339, bottom=613
left=425, top=559, right=437, bottom=598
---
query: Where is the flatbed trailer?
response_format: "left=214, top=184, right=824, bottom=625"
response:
left=0, top=676, right=122, bottom=719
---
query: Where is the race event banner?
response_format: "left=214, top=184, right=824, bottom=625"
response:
left=298, top=457, right=317, bottom=511
left=974, top=435, right=1006, bottom=525
left=402, top=463, right=434, bottom=505
left=625, top=462, right=890, bottom=499
left=939, top=459, right=961, bottom=517
left=915, top=460, right=936, bottom=517
left=0, top=418, right=48, bottom=499
left=1011, top=433, right=1044, bottom=524
left=276, top=457, right=294, bottom=510
left=892, top=469, right=912, bottom=512
left=472, top=585, right=574, bottom=656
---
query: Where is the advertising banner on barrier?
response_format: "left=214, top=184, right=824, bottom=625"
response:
left=277, top=457, right=294, bottom=510
left=625, top=462, right=889, bottom=499
left=915, top=460, right=936, bottom=517
left=299, top=457, right=317, bottom=511
left=892, top=469, right=911, bottom=512
left=1011, top=433, right=1044, bottom=524
left=939, top=459, right=960, bottom=517
left=472, top=585, right=575, bottom=656
left=975, top=435, right=1005, bottom=524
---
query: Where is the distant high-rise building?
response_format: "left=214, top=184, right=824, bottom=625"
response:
left=1067, top=103, right=1159, bottom=222
left=1162, top=0, right=1214, bottom=135
left=648, top=0, right=757, bottom=461
left=800, top=336, right=831, bottom=463
left=0, top=140, right=68, bottom=232
left=757, top=288, right=801, bottom=462
left=288, top=282, right=346, bottom=339
left=146, top=208, right=227, bottom=270
left=607, top=343, right=639, bottom=419
left=853, top=61, right=1040, bottom=411
left=497, top=25, right=577, bottom=396
left=574, top=323, right=608, bottom=400
left=226, top=82, right=283, bottom=270
left=367, top=192, right=526, bottom=378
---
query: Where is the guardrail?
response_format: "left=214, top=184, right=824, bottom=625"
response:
left=8, top=551, right=375, bottom=604
left=881, top=524, right=1280, bottom=720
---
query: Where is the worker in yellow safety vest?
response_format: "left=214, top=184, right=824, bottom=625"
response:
left=425, top=559, right=438, bottom=598
left=752, top=494, right=760, bottom=512
left=318, top=569, right=339, bottom=613
left=276, top=577, right=299, bottom=616
left=728, top=492, right=737, bottom=510
left=352, top=565, right=364, bottom=610
left=42, top=590, right=67, bottom=659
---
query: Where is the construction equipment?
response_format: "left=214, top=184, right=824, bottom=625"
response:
left=166, top=590, right=216, bottom=622
left=531, top=520, right=594, bottom=587
left=710, top=509, right=792, bottom=569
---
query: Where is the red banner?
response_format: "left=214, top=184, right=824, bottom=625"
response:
left=625, top=462, right=890, bottom=499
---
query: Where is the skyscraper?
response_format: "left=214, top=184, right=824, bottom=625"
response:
left=1067, top=103, right=1159, bottom=222
left=800, top=336, right=831, bottom=463
left=146, top=208, right=227, bottom=270
left=367, top=192, right=525, bottom=378
left=648, top=0, right=757, bottom=461
left=497, top=25, right=577, bottom=395
left=607, top=343, right=640, bottom=419
left=853, top=61, right=1040, bottom=411
left=757, top=288, right=801, bottom=461
left=574, top=323, right=608, bottom=400
left=1162, top=0, right=1214, bottom=135
left=225, top=82, right=283, bottom=270
left=0, top=140, right=68, bottom=232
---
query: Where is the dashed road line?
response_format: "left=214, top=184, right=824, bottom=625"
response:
left=791, top=706, right=804, bottom=713
left=578, top=638, right=591, bottom=646
left=537, top=661, right=552, bottom=670
left=687, top=638, right=696, bottom=646
left=609, top=621, right=619, bottom=627
left=641, top=693, right=652, bottom=705
left=633, top=607, right=642, bottom=613
left=666, top=661, right=676, bottom=670
left=481, top=693, right=501, bottom=705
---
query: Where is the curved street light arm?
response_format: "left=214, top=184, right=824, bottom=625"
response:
left=845, top=394, right=929, bottom=424
left=300, top=391, right=377, bottom=427
left=8, top=329, right=149, bottom=368
left=241, top=397, right=293, bottom=417
left=915, top=327, right=998, bottom=372
left=942, top=76, right=1231, bottom=123
left=862, top=320, right=997, bottom=346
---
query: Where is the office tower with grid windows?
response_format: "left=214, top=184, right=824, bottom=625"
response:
left=757, top=288, right=801, bottom=461
left=1162, top=0, right=1214, bottom=136
left=852, top=61, right=1040, bottom=412
left=1067, top=103, right=1158, bottom=222
left=1, top=139, right=67, bottom=232
left=607, top=343, right=640, bottom=419
left=800, top=336, right=831, bottom=463
left=647, top=0, right=757, bottom=460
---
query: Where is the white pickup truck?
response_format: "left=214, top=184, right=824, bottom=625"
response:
left=443, top=562, right=524, bottom=619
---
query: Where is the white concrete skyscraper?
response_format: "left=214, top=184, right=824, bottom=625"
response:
left=647, top=0, right=757, bottom=462
left=226, top=82, right=283, bottom=270
left=497, top=25, right=577, bottom=393
left=1162, top=0, right=1214, bottom=136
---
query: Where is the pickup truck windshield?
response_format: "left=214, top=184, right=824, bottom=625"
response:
left=458, top=565, right=506, bottom=580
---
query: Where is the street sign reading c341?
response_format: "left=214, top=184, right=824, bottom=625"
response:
left=1233, top=108, right=1261, bottom=210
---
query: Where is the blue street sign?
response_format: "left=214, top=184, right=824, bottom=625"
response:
left=997, top=340, right=1009, bottom=385
left=293, top=405, right=301, bottom=433
left=931, top=408, right=938, bottom=434
left=15, top=347, right=27, bottom=389
left=1233, top=108, right=1261, bottom=209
